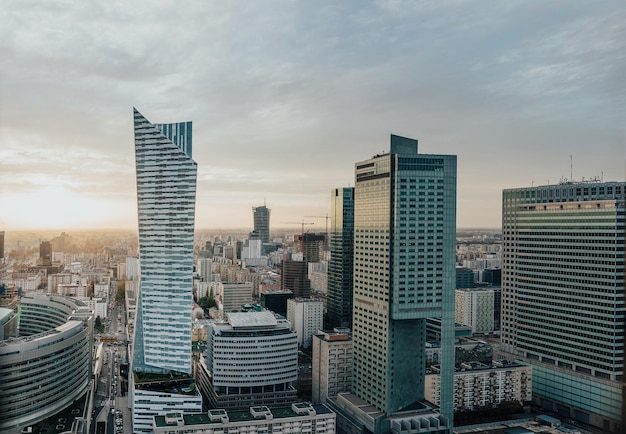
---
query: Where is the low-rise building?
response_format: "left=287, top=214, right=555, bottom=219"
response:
left=312, top=331, right=352, bottom=404
left=153, top=403, right=336, bottom=434
left=425, top=360, right=532, bottom=412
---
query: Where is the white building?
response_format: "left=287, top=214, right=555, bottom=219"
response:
left=308, top=261, right=328, bottom=294
left=125, top=256, right=140, bottom=281
left=455, top=288, right=495, bottom=334
left=79, top=297, right=107, bottom=319
left=219, top=282, right=253, bottom=316
left=198, top=311, right=298, bottom=409
left=131, top=109, right=200, bottom=434
left=153, top=403, right=336, bottom=434
left=425, top=360, right=532, bottom=412
left=312, top=331, right=352, bottom=404
left=287, top=298, right=324, bottom=348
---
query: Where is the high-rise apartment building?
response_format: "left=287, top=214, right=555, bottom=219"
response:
left=312, top=331, right=353, bottom=404
left=326, top=187, right=354, bottom=329
left=253, top=204, right=271, bottom=245
left=333, top=135, right=456, bottom=433
left=131, top=109, right=201, bottom=433
left=454, top=288, right=494, bottom=334
left=500, top=181, right=625, bottom=432
left=287, top=298, right=324, bottom=348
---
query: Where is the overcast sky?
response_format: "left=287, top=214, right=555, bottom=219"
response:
left=1, top=1, right=624, bottom=231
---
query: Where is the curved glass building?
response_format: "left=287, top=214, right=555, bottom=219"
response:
left=0, top=294, right=93, bottom=430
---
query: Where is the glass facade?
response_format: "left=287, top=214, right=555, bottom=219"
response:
left=501, top=181, right=625, bottom=431
left=132, top=108, right=197, bottom=375
left=351, top=135, right=456, bottom=426
left=326, top=187, right=354, bottom=329
left=253, top=205, right=271, bottom=245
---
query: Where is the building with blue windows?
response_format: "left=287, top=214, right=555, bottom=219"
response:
left=500, top=180, right=625, bottom=432
left=330, top=135, right=456, bottom=434
left=325, top=187, right=354, bottom=330
left=130, top=109, right=201, bottom=433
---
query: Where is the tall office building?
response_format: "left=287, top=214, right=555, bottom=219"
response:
left=40, top=240, right=52, bottom=266
left=131, top=109, right=201, bottom=432
left=500, top=181, right=625, bottom=432
left=0, top=231, right=4, bottom=260
left=333, top=135, right=456, bottom=433
left=253, top=204, right=271, bottom=245
left=326, top=187, right=354, bottom=329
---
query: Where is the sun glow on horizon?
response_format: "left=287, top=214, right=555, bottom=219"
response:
left=0, top=186, right=136, bottom=230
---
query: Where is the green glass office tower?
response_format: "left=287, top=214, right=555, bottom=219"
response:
left=500, top=181, right=625, bottom=432
left=326, top=187, right=354, bottom=329
left=352, top=135, right=456, bottom=428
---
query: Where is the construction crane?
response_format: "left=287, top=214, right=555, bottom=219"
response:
left=304, top=214, right=331, bottom=251
left=280, top=220, right=315, bottom=253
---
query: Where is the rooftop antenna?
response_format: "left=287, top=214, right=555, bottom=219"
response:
left=570, top=155, right=573, bottom=182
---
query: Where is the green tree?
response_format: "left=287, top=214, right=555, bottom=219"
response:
left=94, top=316, right=104, bottom=333
left=116, top=280, right=126, bottom=303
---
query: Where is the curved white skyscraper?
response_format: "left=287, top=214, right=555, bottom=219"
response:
left=132, top=108, right=197, bottom=375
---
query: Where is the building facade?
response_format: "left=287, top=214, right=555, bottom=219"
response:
left=312, top=331, right=352, bottom=404
left=454, top=288, right=494, bottom=334
left=287, top=298, right=324, bottom=348
left=253, top=205, right=271, bottom=246
left=131, top=109, right=201, bottom=433
left=425, top=361, right=532, bottom=412
left=500, top=181, right=625, bottom=432
left=198, top=311, right=298, bottom=409
left=219, top=282, right=254, bottom=316
left=281, top=259, right=311, bottom=298
left=0, top=294, right=93, bottom=431
left=340, top=135, right=456, bottom=433
left=326, top=187, right=355, bottom=329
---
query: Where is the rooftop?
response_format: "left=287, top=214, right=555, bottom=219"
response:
left=227, top=311, right=278, bottom=328
left=154, top=403, right=333, bottom=428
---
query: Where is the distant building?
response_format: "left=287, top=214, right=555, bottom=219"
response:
left=455, top=267, right=475, bottom=289
left=425, top=360, right=532, bottom=412
left=219, top=282, right=253, bottom=316
left=40, top=240, right=52, bottom=266
left=454, top=288, right=494, bottom=334
left=287, top=298, right=324, bottom=348
left=295, top=233, right=325, bottom=263
left=0, top=230, right=4, bottom=260
left=326, top=187, right=354, bottom=330
left=253, top=205, right=271, bottom=246
left=197, top=311, right=298, bottom=409
left=480, top=268, right=501, bottom=286
left=308, top=261, right=328, bottom=294
left=125, top=256, right=139, bottom=281
left=281, top=259, right=311, bottom=298
left=312, top=331, right=352, bottom=404
left=152, top=403, right=336, bottom=434
left=260, top=290, right=293, bottom=317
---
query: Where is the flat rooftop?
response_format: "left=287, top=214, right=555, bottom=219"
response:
left=154, top=404, right=333, bottom=428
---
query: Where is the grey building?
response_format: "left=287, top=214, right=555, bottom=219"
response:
left=332, top=135, right=456, bottom=434
left=499, top=180, right=625, bottom=432
left=253, top=205, right=271, bottom=245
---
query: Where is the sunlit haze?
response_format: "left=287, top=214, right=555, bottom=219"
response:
left=1, top=1, right=624, bottom=231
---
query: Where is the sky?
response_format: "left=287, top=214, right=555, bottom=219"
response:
left=1, top=1, right=624, bottom=231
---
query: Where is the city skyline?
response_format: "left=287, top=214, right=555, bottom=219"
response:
left=1, top=2, right=624, bottom=231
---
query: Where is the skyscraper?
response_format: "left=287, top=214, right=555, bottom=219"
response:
left=326, top=187, right=354, bottom=329
left=253, top=204, right=271, bottom=245
left=333, top=135, right=456, bottom=433
left=131, top=109, right=201, bottom=432
left=500, top=181, right=625, bottom=432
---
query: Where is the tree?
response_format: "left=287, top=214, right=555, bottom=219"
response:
left=94, top=316, right=104, bottom=333
left=116, top=280, right=126, bottom=303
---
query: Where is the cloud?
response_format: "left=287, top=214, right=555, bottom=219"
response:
left=1, top=0, right=624, bottom=230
